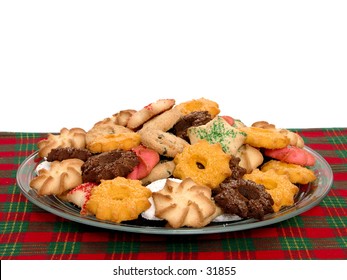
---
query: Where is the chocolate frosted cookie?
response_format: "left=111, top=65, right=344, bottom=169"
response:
left=213, top=179, right=274, bottom=220
left=47, top=147, right=93, bottom=162
left=228, top=156, right=247, bottom=180
left=172, top=111, right=212, bottom=142
left=81, top=150, right=139, bottom=184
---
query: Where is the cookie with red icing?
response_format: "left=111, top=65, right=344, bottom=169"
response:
left=127, top=145, right=160, bottom=180
left=264, top=146, right=315, bottom=166
left=66, top=182, right=97, bottom=214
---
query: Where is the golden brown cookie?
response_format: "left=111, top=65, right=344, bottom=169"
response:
left=261, top=160, right=316, bottom=184
left=243, top=169, right=299, bottom=212
left=38, top=128, right=86, bottom=158
left=87, top=133, right=141, bottom=153
left=239, top=126, right=290, bottom=149
left=86, top=122, right=140, bottom=153
left=175, top=98, right=220, bottom=118
left=86, top=177, right=152, bottom=223
left=30, top=159, right=84, bottom=196
left=173, top=140, right=231, bottom=189
left=152, top=178, right=220, bottom=228
left=252, top=121, right=304, bottom=148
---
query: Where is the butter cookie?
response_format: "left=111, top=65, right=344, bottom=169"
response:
left=261, top=160, right=316, bottom=184
left=173, top=140, right=231, bottom=189
left=30, top=158, right=84, bottom=196
left=152, top=178, right=220, bottom=228
left=243, top=169, right=299, bottom=212
left=86, top=177, right=152, bottom=223
left=38, top=127, right=86, bottom=158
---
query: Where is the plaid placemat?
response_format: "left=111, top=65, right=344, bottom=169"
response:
left=1, top=129, right=346, bottom=260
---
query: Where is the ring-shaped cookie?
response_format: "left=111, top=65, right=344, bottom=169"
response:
left=243, top=169, right=299, bottom=212
left=86, top=177, right=152, bottom=223
left=173, top=140, right=231, bottom=189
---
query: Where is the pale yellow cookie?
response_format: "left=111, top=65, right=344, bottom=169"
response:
left=139, top=107, right=189, bottom=157
left=152, top=178, right=219, bottom=228
left=236, top=144, right=264, bottom=173
left=127, top=99, right=175, bottom=130
left=98, top=109, right=137, bottom=127
left=188, top=116, right=246, bottom=156
left=141, top=160, right=176, bottom=185
left=38, top=128, right=86, bottom=158
left=30, top=159, right=84, bottom=196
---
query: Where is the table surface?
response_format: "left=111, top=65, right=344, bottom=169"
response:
left=1, top=128, right=346, bottom=260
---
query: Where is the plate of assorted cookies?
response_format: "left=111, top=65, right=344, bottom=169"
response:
left=16, top=98, right=333, bottom=234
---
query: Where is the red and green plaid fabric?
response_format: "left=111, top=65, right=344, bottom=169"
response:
left=1, top=129, right=346, bottom=260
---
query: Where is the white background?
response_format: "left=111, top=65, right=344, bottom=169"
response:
left=2, top=260, right=345, bottom=280
left=1, top=0, right=347, bottom=132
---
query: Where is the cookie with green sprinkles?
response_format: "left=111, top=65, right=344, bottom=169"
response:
left=187, top=116, right=247, bottom=156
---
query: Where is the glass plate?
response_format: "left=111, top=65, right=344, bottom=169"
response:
left=16, top=147, right=333, bottom=235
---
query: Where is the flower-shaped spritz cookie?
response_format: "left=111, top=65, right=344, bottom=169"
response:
left=152, top=178, right=220, bottom=228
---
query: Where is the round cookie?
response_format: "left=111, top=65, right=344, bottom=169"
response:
left=173, top=140, right=232, bottom=189
left=30, top=158, right=84, bottom=196
left=86, top=177, right=152, bottom=223
left=152, top=178, right=220, bottom=228
left=213, top=178, right=274, bottom=220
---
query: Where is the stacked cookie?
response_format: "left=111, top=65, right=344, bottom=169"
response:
left=29, top=98, right=317, bottom=228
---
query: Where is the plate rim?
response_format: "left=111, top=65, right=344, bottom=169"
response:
left=16, top=146, right=333, bottom=235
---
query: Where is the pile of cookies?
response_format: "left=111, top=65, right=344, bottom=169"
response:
left=29, top=98, right=317, bottom=228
